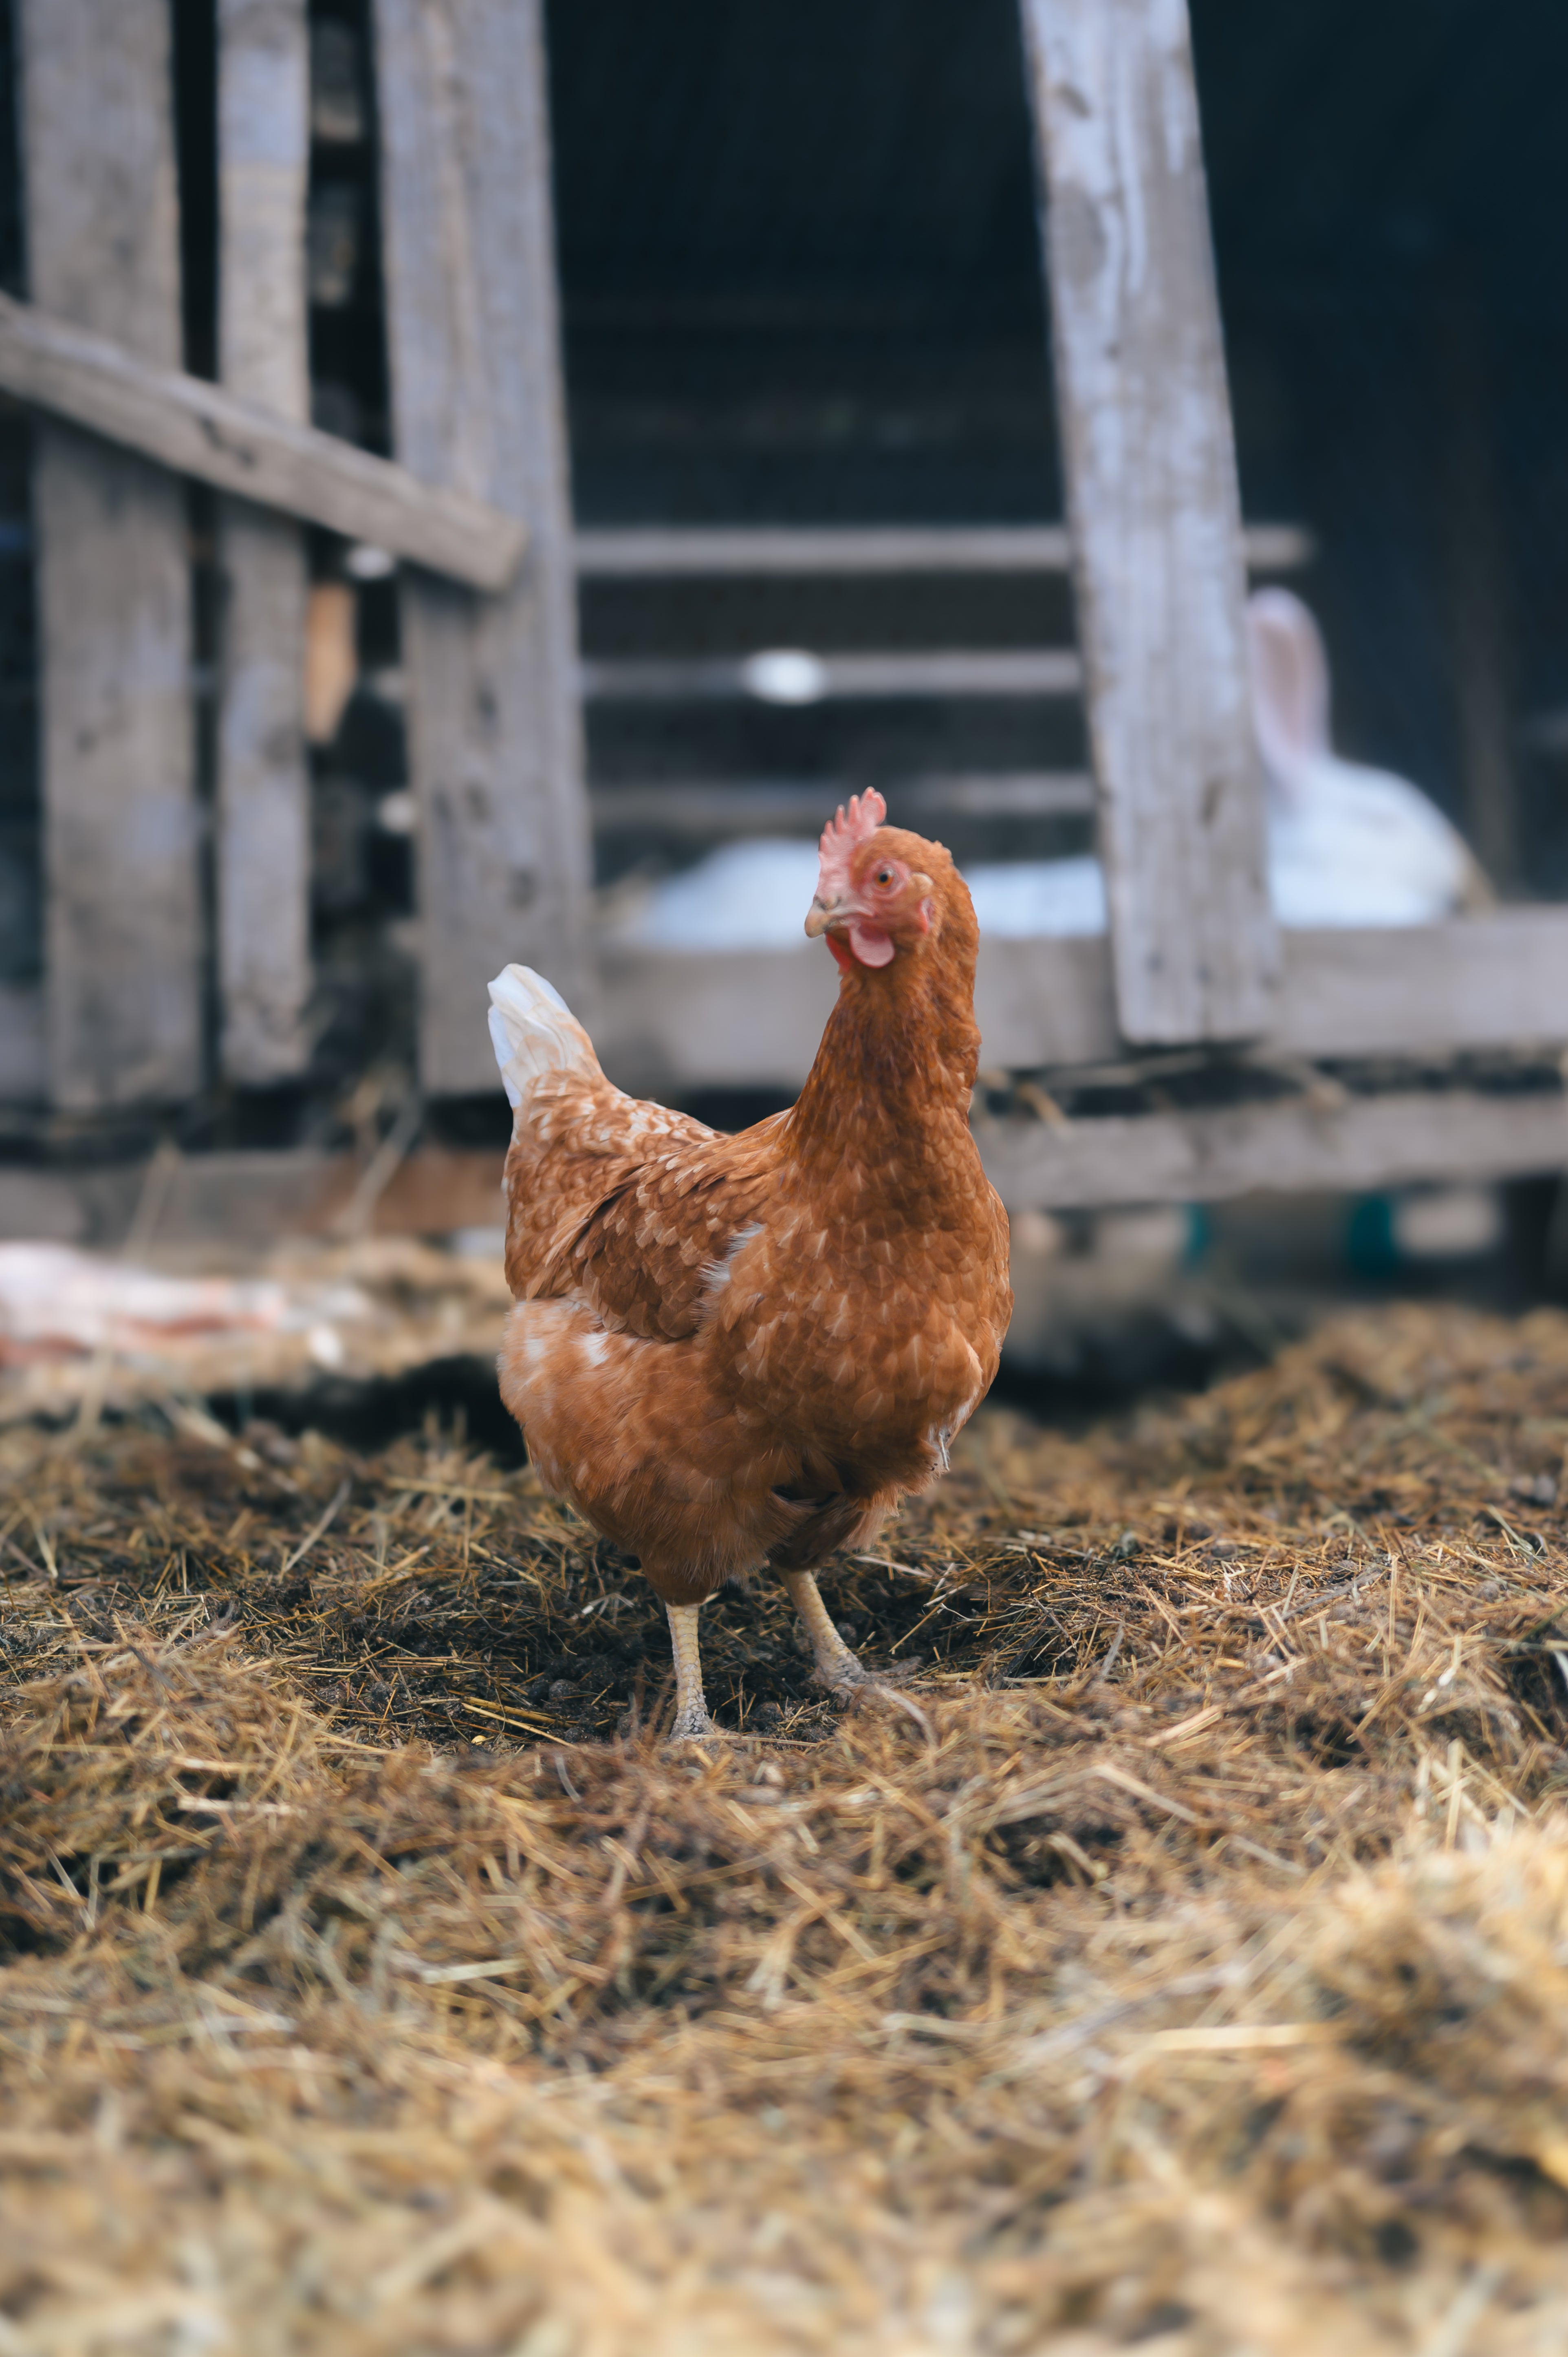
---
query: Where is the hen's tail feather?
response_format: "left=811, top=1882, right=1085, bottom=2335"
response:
left=487, top=965, right=600, bottom=1110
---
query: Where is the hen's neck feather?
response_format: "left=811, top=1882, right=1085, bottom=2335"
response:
left=786, top=920, right=980, bottom=1190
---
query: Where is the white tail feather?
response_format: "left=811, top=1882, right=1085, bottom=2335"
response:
left=487, top=965, right=597, bottom=1110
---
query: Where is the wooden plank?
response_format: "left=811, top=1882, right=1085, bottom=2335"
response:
left=0, top=1145, right=507, bottom=1249
left=216, top=0, right=312, bottom=1083
left=0, top=1148, right=337, bottom=1249
left=0, top=289, right=527, bottom=589
left=592, top=911, right=1568, bottom=1096
left=579, top=649, right=1084, bottom=703
left=974, top=934, right=1121, bottom=1072
left=1019, top=0, right=1277, bottom=1045
left=573, top=523, right=1314, bottom=578
left=981, top=914, right=1568, bottom=1071
left=976, top=1088, right=1568, bottom=1213
left=9, top=1087, right=1566, bottom=1255
left=19, top=0, right=200, bottom=1109
left=589, top=774, right=1097, bottom=838
left=982, top=912, right=1568, bottom=1072
left=1272, top=912, right=1568, bottom=1062
left=590, top=937, right=1103, bottom=1097
left=374, top=0, right=592, bottom=1093
left=595, top=944, right=838, bottom=1096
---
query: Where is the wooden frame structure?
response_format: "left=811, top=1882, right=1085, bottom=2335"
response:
left=4, top=0, right=1568, bottom=1226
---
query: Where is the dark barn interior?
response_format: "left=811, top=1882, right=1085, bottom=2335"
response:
left=546, top=0, right=1568, bottom=890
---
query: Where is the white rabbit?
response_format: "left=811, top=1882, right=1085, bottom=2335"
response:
left=611, top=588, right=1488, bottom=952
left=1246, top=586, right=1489, bottom=926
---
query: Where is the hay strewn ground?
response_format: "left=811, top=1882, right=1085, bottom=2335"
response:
left=6, top=1303, right=1568, bottom=2350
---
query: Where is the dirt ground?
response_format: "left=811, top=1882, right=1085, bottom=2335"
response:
left=6, top=1300, right=1568, bottom=2352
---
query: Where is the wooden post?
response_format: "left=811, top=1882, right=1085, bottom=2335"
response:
left=1018, top=0, right=1276, bottom=1045
left=373, top=0, right=592, bottom=1094
left=19, top=0, right=201, bottom=1108
left=217, top=0, right=313, bottom=1083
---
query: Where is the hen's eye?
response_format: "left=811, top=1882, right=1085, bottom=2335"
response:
left=875, top=867, right=894, bottom=887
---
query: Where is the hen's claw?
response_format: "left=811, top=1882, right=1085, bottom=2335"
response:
left=668, top=1702, right=722, bottom=1744
left=814, top=1651, right=877, bottom=1697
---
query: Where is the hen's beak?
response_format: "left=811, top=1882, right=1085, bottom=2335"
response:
left=805, top=894, right=852, bottom=938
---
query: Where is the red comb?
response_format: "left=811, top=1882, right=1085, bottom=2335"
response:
left=815, top=788, right=887, bottom=901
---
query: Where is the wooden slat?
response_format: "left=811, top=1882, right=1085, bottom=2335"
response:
left=216, top=0, right=312, bottom=1083
left=595, top=944, right=838, bottom=1096
left=591, top=938, right=1110, bottom=1096
left=0, top=290, right=527, bottom=589
left=591, top=912, right=1568, bottom=1097
left=374, top=0, right=592, bottom=1093
left=974, top=935, right=1121, bottom=1073
left=19, top=0, right=200, bottom=1109
left=983, top=912, right=1568, bottom=1071
left=579, top=649, right=1084, bottom=703
left=1019, top=0, right=1277, bottom=1045
left=589, top=774, right=1097, bottom=838
left=976, top=1089, right=1568, bottom=1213
left=7, top=1084, right=1563, bottom=1250
left=572, top=523, right=1314, bottom=577
left=1271, top=911, right=1568, bottom=1062
left=0, top=1148, right=336, bottom=1248
left=0, top=1144, right=507, bottom=1249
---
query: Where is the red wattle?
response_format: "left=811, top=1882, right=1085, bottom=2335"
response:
left=847, top=919, right=895, bottom=968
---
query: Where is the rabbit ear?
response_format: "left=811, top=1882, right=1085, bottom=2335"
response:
left=1246, top=588, right=1331, bottom=773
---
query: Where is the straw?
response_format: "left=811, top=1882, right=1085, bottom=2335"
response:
left=4, top=1298, right=1568, bottom=2348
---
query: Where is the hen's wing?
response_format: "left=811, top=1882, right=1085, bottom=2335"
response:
left=556, top=1114, right=787, bottom=1340
left=501, top=1030, right=788, bottom=1341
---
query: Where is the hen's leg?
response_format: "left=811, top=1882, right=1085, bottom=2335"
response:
left=783, top=1571, right=872, bottom=1694
left=665, top=1601, right=718, bottom=1741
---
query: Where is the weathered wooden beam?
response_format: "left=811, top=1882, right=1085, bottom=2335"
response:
left=0, top=1144, right=508, bottom=1250
left=977, top=1088, right=1568, bottom=1213
left=216, top=0, right=313, bottom=1084
left=0, top=290, right=527, bottom=591
left=593, top=945, right=839, bottom=1097
left=573, top=523, right=1315, bottom=578
left=589, top=938, right=1112, bottom=1096
left=974, top=935, right=1121, bottom=1074
left=20, top=0, right=201, bottom=1111
left=375, top=0, right=593, bottom=1094
left=6, top=1090, right=1567, bottom=1255
left=1270, top=910, right=1568, bottom=1063
left=1019, top=0, right=1277, bottom=1045
left=983, top=910, right=1568, bottom=1072
left=591, top=912, right=1568, bottom=1097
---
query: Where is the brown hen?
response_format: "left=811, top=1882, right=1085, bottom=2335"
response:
left=489, top=790, right=1012, bottom=1738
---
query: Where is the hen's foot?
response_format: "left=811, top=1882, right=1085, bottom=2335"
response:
left=663, top=1600, right=723, bottom=1743
left=782, top=1573, right=934, bottom=1741
left=782, top=1571, right=877, bottom=1696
